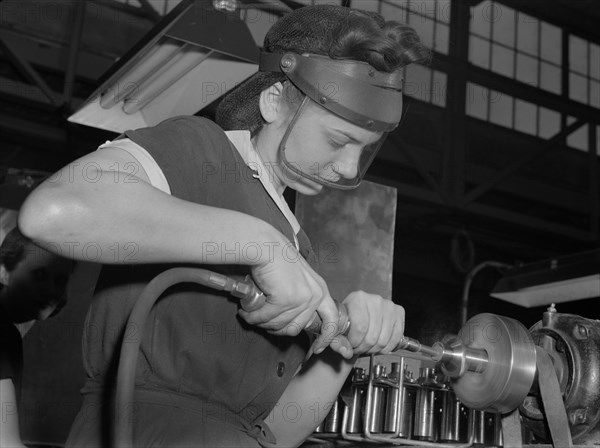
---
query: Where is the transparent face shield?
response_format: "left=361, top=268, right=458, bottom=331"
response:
left=277, top=96, right=387, bottom=189
left=259, top=52, right=404, bottom=189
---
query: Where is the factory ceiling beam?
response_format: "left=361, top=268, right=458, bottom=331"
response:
left=0, top=111, right=68, bottom=147
left=136, top=0, right=162, bottom=22
left=62, top=1, right=86, bottom=106
left=442, top=0, right=470, bottom=207
left=0, top=0, right=156, bottom=112
left=366, top=172, right=596, bottom=244
left=588, top=126, right=599, bottom=238
left=460, top=118, right=587, bottom=206
left=394, top=135, right=449, bottom=204
left=380, top=135, right=590, bottom=215
left=497, top=0, right=600, bottom=45
left=0, top=34, right=61, bottom=107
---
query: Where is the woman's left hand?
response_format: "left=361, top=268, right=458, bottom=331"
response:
left=328, top=291, right=405, bottom=357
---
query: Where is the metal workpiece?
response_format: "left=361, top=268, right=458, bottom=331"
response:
left=344, top=367, right=367, bottom=434
left=413, top=367, right=444, bottom=441
left=396, top=335, right=488, bottom=379
left=382, top=362, right=403, bottom=434
left=435, top=337, right=489, bottom=378
left=438, top=388, right=467, bottom=443
left=397, top=370, right=418, bottom=439
left=367, top=365, right=388, bottom=434
left=323, top=397, right=342, bottom=433
left=322, top=310, right=600, bottom=446
left=450, top=313, right=537, bottom=413
left=397, top=336, right=443, bottom=359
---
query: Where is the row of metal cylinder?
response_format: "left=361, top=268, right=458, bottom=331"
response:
left=315, top=363, right=503, bottom=446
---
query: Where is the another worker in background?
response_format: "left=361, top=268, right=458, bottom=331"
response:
left=18, top=4, right=430, bottom=447
left=0, top=226, right=73, bottom=448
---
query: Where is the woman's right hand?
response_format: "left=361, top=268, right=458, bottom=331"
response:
left=238, top=240, right=344, bottom=353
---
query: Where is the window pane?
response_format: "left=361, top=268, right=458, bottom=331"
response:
left=591, top=81, right=600, bottom=108
left=410, top=0, right=436, bottom=18
left=569, top=73, right=589, bottom=104
left=469, top=35, right=491, bottom=69
left=538, top=108, right=561, bottom=138
left=514, top=99, right=537, bottom=135
left=435, top=22, right=450, bottom=55
left=432, top=70, right=447, bottom=107
left=591, top=44, right=600, bottom=80
left=516, top=53, right=538, bottom=86
left=567, top=123, right=588, bottom=152
left=541, top=22, right=561, bottom=64
left=516, top=12, right=538, bottom=56
left=404, top=64, right=433, bottom=102
left=381, top=1, right=407, bottom=22
left=350, top=0, right=380, bottom=12
left=407, top=14, right=435, bottom=48
left=540, top=62, right=561, bottom=94
left=489, top=90, right=513, bottom=128
left=437, top=0, right=451, bottom=24
left=492, top=4, right=515, bottom=48
left=470, top=0, right=492, bottom=38
left=569, top=35, right=588, bottom=75
left=491, top=44, right=514, bottom=78
left=466, top=83, right=489, bottom=120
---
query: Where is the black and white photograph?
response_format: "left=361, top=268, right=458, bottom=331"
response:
left=1, top=1, right=599, bottom=447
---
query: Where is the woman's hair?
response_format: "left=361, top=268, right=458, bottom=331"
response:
left=0, top=226, right=29, bottom=271
left=216, top=5, right=430, bottom=135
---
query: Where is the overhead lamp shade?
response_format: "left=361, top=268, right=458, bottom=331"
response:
left=68, top=0, right=259, bottom=133
left=491, top=249, right=600, bottom=308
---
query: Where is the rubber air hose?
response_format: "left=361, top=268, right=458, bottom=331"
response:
left=112, top=267, right=265, bottom=448
left=112, top=267, right=350, bottom=448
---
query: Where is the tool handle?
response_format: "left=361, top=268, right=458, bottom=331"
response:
left=230, top=275, right=266, bottom=311
left=235, top=276, right=350, bottom=336
left=233, top=277, right=439, bottom=357
left=304, top=303, right=351, bottom=336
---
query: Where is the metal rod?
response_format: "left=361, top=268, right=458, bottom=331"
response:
left=0, top=36, right=59, bottom=106
left=63, top=1, right=87, bottom=106
left=396, top=337, right=442, bottom=359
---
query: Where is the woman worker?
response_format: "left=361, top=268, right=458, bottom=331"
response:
left=1, top=227, right=73, bottom=448
left=18, top=4, right=429, bottom=447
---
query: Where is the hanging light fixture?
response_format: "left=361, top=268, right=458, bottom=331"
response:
left=491, top=249, right=600, bottom=308
left=68, top=0, right=259, bottom=133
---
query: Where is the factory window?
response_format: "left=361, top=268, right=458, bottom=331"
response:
left=466, top=82, right=566, bottom=140
left=404, top=65, right=447, bottom=107
left=565, top=118, right=588, bottom=152
left=569, top=37, right=600, bottom=108
left=350, top=0, right=451, bottom=55
left=469, top=1, right=562, bottom=95
left=352, top=0, right=450, bottom=107
left=564, top=118, right=600, bottom=155
left=465, top=84, right=517, bottom=130
left=466, top=85, right=597, bottom=154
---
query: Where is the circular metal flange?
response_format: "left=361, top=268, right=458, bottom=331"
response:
left=451, top=313, right=537, bottom=413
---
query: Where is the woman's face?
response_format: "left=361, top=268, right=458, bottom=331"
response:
left=1, top=243, right=72, bottom=323
left=274, top=99, right=383, bottom=195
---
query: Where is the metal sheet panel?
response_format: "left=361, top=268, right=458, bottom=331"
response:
left=295, top=180, right=397, bottom=301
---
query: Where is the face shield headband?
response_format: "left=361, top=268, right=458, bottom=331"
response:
left=259, top=52, right=404, bottom=189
